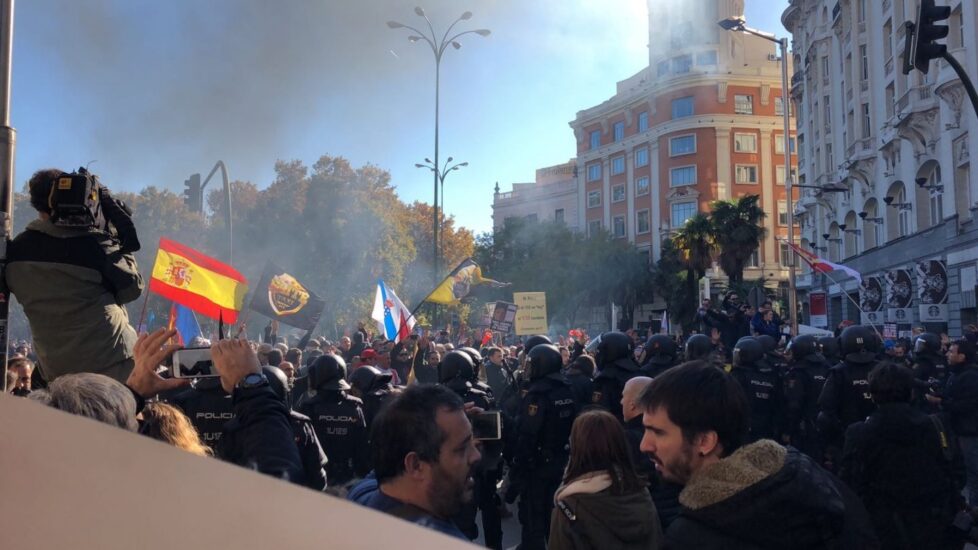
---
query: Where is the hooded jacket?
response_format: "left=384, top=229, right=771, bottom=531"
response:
left=6, top=219, right=142, bottom=382
left=549, top=472, right=662, bottom=550
left=665, top=440, right=878, bottom=549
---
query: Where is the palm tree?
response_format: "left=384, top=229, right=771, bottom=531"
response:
left=709, top=195, right=767, bottom=284
left=673, top=213, right=715, bottom=311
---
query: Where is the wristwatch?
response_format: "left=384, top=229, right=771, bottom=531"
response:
left=236, top=372, right=268, bottom=390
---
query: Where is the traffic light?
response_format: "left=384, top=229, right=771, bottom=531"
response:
left=908, top=0, right=951, bottom=74
left=183, top=173, right=202, bottom=213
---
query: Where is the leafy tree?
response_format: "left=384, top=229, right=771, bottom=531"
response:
left=672, top=213, right=714, bottom=319
left=652, top=238, right=696, bottom=331
left=709, top=195, right=767, bottom=284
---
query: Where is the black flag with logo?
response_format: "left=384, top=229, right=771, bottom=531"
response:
left=249, top=262, right=326, bottom=330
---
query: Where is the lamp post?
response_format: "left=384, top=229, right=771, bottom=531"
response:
left=416, top=157, right=468, bottom=259
left=388, top=8, right=490, bottom=287
left=719, top=16, right=799, bottom=336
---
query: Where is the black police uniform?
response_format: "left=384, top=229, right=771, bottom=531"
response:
left=509, top=344, right=577, bottom=550
left=591, top=332, right=641, bottom=421
left=300, top=390, right=369, bottom=487
left=783, top=336, right=830, bottom=461
left=168, top=379, right=235, bottom=451
left=263, top=366, right=328, bottom=491
left=350, top=365, right=396, bottom=430
left=730, top=338, right=784, bottom=442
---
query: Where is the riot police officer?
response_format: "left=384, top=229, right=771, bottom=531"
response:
left=783, top=334, right=830, bottom=460
left=817, top=325, right=879, bottom=469
left=349, top=364, right=396, bottom=430
left=508, top=344, right=577, bottom=550
left=642, top=334, right=678, bottom=378
left=912, top=332, right=947, bottom=411
left=684, top=333, right=716, bottom=363
left=818, top=335, right=841, bottom=365
left=259, top=365, right=328, bottom=491
left=590, top=332, right=641, bottom=420
left=756, top=334, right=787, bottom=374
left=458, top=346, right=497, bottom=401
left=730, top=337, right=783, bottom=442
left=168, top=376, right=234, bottom=451
left=298, top=354, right=369, bottom=487
left=439, top=351, right=502, bottom=548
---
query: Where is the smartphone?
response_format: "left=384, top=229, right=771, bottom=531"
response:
left=471, top=411, right=502, bottom=441
left=171, top=347, right=219, bottom=378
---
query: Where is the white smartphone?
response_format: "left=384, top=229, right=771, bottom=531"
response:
left=171, top=347, right=219, bottom=379
left=472, top=411, right=502, bottom=441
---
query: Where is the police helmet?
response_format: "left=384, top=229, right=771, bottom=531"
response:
left=308, top=354, right=350, bottom=391
left=786, top=334, right=818, bottom=361
left=458, top=347, right=482, bottom=381
left=527, top=344, right=563, bottom=381
left=350, top=364, right=392, bottom=395
left=684, top=334, right=713, bottom=361
left=732, top=337, right=764, bottom=368
left=839, top=325, right=881, bottom=364
left=817, top=336, right=840, bottom=363
left=523, top=335, right=553, bottom=355
left=644, top=334, right=677, bottom=365
left=756, top=334, right=778, bottom=354
left=595, top=332, right=633, bottom=367
left=913, top=332, right=941, bottom=356
left=439, top=350, right=475, bottom=384
left=262, top=366, right=289, bottom=403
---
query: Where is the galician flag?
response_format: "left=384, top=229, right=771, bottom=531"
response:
left=781, top=238, right=862, bottom=283
left=371, top=279, right=416, bottom=344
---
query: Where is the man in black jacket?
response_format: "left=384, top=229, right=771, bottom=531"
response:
left=939, top=339, right=978, bottom=506
left=638, top=361, right=878, bottom=549
left=839, top=362, right=959, bottom=549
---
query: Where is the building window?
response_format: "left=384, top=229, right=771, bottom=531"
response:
left=636, top=176, right=650, bottom=196
left=587, top=163, right=601, bottom=182
left=776, top=166, right=797, bottom=185
left=638, top=111, right=649, bottom=132
left=554, top=208, right=564, bottom=224
left=611, top=156, right=625, bottom=175
left=587, top=190, right=601, bottom=208
left=670, top=134, right=696, bottom=156
left=862, top=103, right=871, bottom=139
left=613, top=215, right=626, bottom=238
left=779, top=241, right=794, bottom=266
left=734, top=133, right=757, bottom=153
left=672, top=54, right=692, bottom=74
left=634, top=147, right=649, bottom=168
left=778, top=200, right=788, bottom=225
left=857, top=0, right=866, bottom=22
left=671, top=201, right=697, bottom=227
left=670, top=165, right=697, bottom=187
left=735, top=164, right=758, bottom=184
left=775, top=96, right=785, bottom=116
left=588, top=219, right=601, bottom=237
left=637, top=210, right=650, bottom=234
left=859, top=45, right=868, bottom=81
left=590, top=130, right=601, bottom=150
left=734, top=94, right=753, bottom=114
left=614, top=121, right=625, bottom=142
left=930, top=190, right=944, bottom=224
left=748, top=248, right=760, bottom=268
left=657, top=60, right=669, bottom=77
left=526, top=213, right=538, bottom=223
left=696, top=50, right=718, bottom=65
left=672, top=96, right=694, bottom=119
left=775, top=135, right=796, bottom=154
left=612, top=184, right=626, bottom=203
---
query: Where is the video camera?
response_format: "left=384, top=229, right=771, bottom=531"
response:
left=48, top=167, right=140, bottom=254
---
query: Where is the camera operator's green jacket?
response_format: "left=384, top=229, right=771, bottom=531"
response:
left=6, top=219, right=142, bottom=383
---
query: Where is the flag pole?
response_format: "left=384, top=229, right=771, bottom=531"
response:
left=815, top=268, right=885, bottom=342
left=136, top=290, right=151, bottom=334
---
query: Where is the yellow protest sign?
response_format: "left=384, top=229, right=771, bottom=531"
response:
left=514, top=292, right=548, bottom=335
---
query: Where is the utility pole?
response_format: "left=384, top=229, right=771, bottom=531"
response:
left=0, top=0, right=16, bottom=392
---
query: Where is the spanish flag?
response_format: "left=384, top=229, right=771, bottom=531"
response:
left=426, top=258, right=509, bottom=305
left=149, top=238, right=248, bottom=323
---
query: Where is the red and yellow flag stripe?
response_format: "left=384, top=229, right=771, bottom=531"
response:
left=149, top=238, right=248, bottom=323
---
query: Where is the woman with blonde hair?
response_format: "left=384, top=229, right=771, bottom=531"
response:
left=139, top=402, right=212, bottom=457
left=549, top=409, right=662, bottom=550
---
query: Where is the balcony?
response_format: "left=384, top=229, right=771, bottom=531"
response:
left=895, top=85, right=937, bottom=117
left=885, top=57, right=894, bottom=75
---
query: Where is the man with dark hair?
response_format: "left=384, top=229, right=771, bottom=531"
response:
left=7, top=168, right=142, bottom=384
left=840, top=362, right=959, bottom=548
left=940, top=338, right=978, bottom=506
left=639, top=361, right=877, bottom=548
left=349, top=384, right=480, bottom=539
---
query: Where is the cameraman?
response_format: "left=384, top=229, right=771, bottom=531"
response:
left=6, top=168, right=142, bottom=384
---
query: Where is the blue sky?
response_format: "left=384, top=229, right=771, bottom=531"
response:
left=12, top=0, right=789, bottom=235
